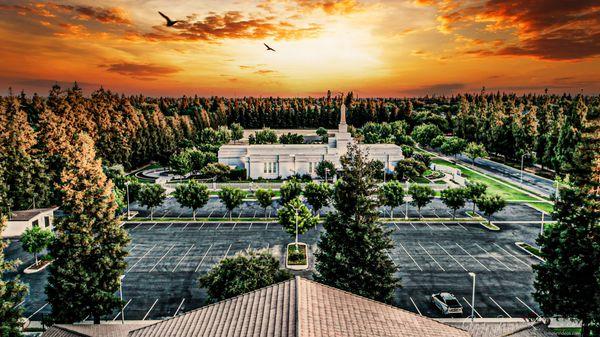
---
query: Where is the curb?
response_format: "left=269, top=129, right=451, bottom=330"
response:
left=515, top=241, right=545, bottom=262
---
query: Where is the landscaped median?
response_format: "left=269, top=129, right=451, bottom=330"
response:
left=125, top=216, right=487, bottom=223
left=479, top=221, right=500, bottom=231
left=515, top=241, right=544, bottom=262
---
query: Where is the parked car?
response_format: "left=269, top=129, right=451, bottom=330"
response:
left=432, top=292, right=463, bottom=315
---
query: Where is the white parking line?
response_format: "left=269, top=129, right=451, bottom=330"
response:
left=493, top=243, right=532, bottom=268
left=440, top=222, right=450, bottom=230
left=143, top=299, right=159, bottom=320
left=248, top=222, right=252, bottom=230
left=148, top=223, right=157, bottom=230
left=489, top=296, right=512, bottom=318
left=474, top=243, right=514, bottom=271
left=126, top=244, right=157, bottom=273
left=409, top=222, right=417, bottom=230
left=265, top=223, right=269, bottom=230
left=132, top=223, right=142, bottom=230
left=457, top=223, right=468, bottom=231
left=267, top=210, right=271, bottom=218
left=174, top=298, right=185, bottom=317
left=455, top=243, right=491, bottom=271
left=194, top=244, right=213, bottom=273
left=181, top=223, right=189, bottom=231
left=418, top=242, right=445, bottom=271
left=232, top=222, right=237, bottom=230
left=238, top=210, right=242, bottom=219
left=394, top=223, right=401, bottom=231
left=222, top=211, right=227, bottom=219
left=13, top=300, right=25, bottom=309
left=515, top=297, right=541, bottom=318
left=425, top=222, right=434, bottom=230
left=27, top=303, right=48, bottom=320
left=216, top=222, right=221, bottom=230
left=112, top=298, right=132, bottom=321
left=436, top=243, right=468, bottom=272
left=172, top=245, right=195, bottom=272
left=223, top=244, right=232, bottom=259
left=461, top=297, right=482, bottom=318
left=253, top=210, right=257, bottom=218
left=399, top=243, right=423, bottom=271
left=208, top=210, right=214, bottom=218
left=149, top=245, right=175, bottom=272
left=177, top=210, right=184, bottom=218
left=197, top=222, right=205, bottom=230
left=247, top=242, right=252, bottom=250
left=410, top=297, right=422, bottom=316
left=165, top=223, right=173, bottom=230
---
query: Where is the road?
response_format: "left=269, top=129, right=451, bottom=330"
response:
left=454, top=154, right=556, bottom=198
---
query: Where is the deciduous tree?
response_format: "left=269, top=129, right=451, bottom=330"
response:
left=475, top=194, right=506, bottom=224
left=440, top=187, right=467, bottom=220
left=21, top=226, right=54, bottom=266
left=278, top=197, right=318, bottom=242
left=408, top=184, right=435, bottom=218
left=199, top=250, right=291, bottom=303
left=280, top=179, right=302, bottom=204
left=303, top=182, right=333, bottom=215
left=464, top=142, right=488, bottom=165
left=173, top=180, right=209, bottom=220
left=218, top=187, right=245, bottom=220
left=138, top=183, right=166, bottom=220
left=255, top=188, right=275, bottom=217
left=379, top=181, right=405, bottom=219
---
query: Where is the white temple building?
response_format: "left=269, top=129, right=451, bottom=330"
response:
left=218, top=104, right=404, bottom=179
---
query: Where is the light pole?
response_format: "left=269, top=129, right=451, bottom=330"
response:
left=540, top=212, right=545, bottom=236
left=468, top=272, right=476, bottom=322
left=119, top=275, right=125, bottom=324
left=295, top=207, right=299, bottom=247
left=404, top=181, right=409, bottom=220
left=125, top=181, right=130, bottom=220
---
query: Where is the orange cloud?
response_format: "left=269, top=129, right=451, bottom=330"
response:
left=429, top=0, right=600, bottom=60
left=141, top=11, right=321, bottom=42
left=100, top=62, right=180, bottom=80
left=293, top=0, right=362, bottom=15
left=1, top=2, right=131, bottom=25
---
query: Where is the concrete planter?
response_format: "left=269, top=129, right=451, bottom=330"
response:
left=286, top=242, right=308, bottom=270
left=24, top=260, right=52, bottom=274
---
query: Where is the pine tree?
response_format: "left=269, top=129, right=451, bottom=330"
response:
left=556, top=96, right=587, bottom=175
left=534, top=187, right=600, bottom=337
left=0, top=98, right=51, bottom=210
left=0, top=171, right=28, bottom=337
left=315, top=144, right=399, bottom=303
left=46, top=133, right=129, bottom=324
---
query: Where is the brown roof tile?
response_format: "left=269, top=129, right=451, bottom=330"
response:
left=129, top=277, right=469, bottom=337
left=9, top=207, right=57, bottom=222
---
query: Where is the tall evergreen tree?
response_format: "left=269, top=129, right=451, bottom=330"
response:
left=556, top=96, right=587, bottom=175
left=315, top=144, right=399, bottom=303
left=46, top=133, right=129, bottom=324
left=534, top=187, right=600, bottom=337
left=0, top=171, right=28, bottom=337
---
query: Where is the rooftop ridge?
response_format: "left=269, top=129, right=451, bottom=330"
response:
left=128, top=276, right=296, bottom=336
left=298, top=277, right=471, bottom=334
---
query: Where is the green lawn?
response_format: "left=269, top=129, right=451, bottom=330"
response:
left=527, top=202, right=554, bottom=214
left=432, top=158, right=541, bottom=201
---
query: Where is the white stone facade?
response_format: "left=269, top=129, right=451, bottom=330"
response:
left=218, top=104, right=404, bottom=179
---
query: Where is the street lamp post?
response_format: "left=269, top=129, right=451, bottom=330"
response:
left=468, top=272, right=476, bottom=322
left=540, top=212, right=545, bottom=236
left=125, top=182, right=130, bottom=220
left=295, top=207, right=299, bottom=246
left=119, top=275, right=125, bottom=324
left=404, top=181, right=409, bottom=220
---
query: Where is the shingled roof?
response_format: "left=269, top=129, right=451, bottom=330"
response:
left=9, top=207, right=57, bottom=221
left=129, top=276, right=470, bottom=337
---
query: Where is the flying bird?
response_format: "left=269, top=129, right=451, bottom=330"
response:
left=264, top=43, right=276, bottom=52
left=159, top=11, right=180, bottom=27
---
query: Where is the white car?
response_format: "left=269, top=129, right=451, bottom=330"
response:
left=432, top=292, right=463, bottom=315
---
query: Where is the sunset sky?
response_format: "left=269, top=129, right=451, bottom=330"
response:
left=0, top=0, right=598, bottom=97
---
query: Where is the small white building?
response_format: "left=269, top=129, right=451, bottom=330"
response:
left=2, top=207, right=57, bottom=238
left=218, top=104, right=404, bottom=179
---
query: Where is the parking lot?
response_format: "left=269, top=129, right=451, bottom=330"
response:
left=7, top=215, right=545, bottom=322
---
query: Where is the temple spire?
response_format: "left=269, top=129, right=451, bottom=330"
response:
left=340, top=103, right=347, bottom=125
